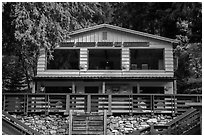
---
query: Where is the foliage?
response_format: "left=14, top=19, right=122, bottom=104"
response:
left=2, top=56, right=28, bottom=92
left=2, top=2, right=107, bottom=92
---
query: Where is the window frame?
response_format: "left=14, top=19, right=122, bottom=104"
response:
left=87, top=48, right=122, bottom=70
left=129, top=48, right=165, bottom=70
left=46, top=48, right=80, bottom=70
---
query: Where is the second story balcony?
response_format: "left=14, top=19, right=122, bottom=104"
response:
left=40, top=47, right=173, bottom=78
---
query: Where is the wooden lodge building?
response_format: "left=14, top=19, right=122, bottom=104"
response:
left=3, top=24, right=201, bottom=115
left=32, top=24, right=182, bottom=115
left=2, top=24, right=202, bottom=135
left=34, top=24, right=178, bottom=113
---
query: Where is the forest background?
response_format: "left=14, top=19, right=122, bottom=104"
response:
left=2, top=2, right=202, bottom=94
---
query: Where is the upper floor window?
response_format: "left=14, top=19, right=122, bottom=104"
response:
left=88, top=49, right=121, bottom=70
left=130, top=49, right=164, bottom=70
left=47, top=49, right=80, bottom=70
left=102, top=31, right=107, bottom=40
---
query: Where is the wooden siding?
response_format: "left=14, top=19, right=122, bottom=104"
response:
left=122, top=48, right=130, bottom=70
left=165, top=49, right=174, bottom=72
left=37, top=49, right=46, bottom=73
left=80, top=48, right=88, bottom=70
left=67, top=28, right=172, bottom=46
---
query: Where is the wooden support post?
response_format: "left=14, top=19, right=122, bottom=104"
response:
left=44, top=95, right=48, bottom=115
left=26, top=95, right=29, bottom=114
left=87, top=95, right=91, bottom=112
left=47, top=95, right=50, bottom=115
left=102, top=82, right=106, bottom=94
left=151, top=95, right=154, bottom=115
left=108, top=95, right=112, bottom=115
left=69, top=110, right=73, bottom=135
left=103, top=109, right=107, bottom=135
left=137, top=83, right=140, bottom=93
left=31, top=81, right=35, bottom=93
left=24, top=95, right=26, bottom=115
left=65, top=95, right=70, bottom=115
left=72, top=82, right=75, bottom=93
left=173, top=80, right=177, bottom=116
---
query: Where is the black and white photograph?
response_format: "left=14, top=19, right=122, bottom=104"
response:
left=2, top=1, right=202, bottom=135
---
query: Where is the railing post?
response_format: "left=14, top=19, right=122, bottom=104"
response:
left=151, top=95, right=154, bottom=115
left=87, top=95, right=91, bottom=112
left=69, top=110, right=73, bottom=135
left=24, top=95, right=26, bottom=115
left=108, top=95, right=112, bottom=115
left=3, top=95, right=6, bottom=111
left=65, top=95, right=70, bottom=115
left=103, top=109, right=107, bottom=135
left=47, top=95, right=50, bottom=115
left=174, top=94, right=177, bottom=115
left=26, top=94, right=29, bottom=114
left=45, top=95, right=48, bottom=115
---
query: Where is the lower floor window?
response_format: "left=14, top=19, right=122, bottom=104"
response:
left=140, top=87, right=164, bottom=94
left=45, top=87, right=72, bottom=93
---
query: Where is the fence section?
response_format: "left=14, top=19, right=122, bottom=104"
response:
left=2, top=93, right=202, bottom=115
left=69, top=110, right=107, bottom=135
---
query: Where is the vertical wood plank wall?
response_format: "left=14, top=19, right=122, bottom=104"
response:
left=37, top=49, right=46, bottom=73
left=165, top=48, right=174, bottom=72
left=122, top=48, right=130, bottom=70
left=80, top=48, right=88, bottom=70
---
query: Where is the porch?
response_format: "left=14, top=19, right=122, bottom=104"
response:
left=2, top=93, right=201, bottom=115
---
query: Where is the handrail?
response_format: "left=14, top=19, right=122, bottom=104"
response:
left=3, top=93, right=201, bottom=116
left=2, top=111, right=40, bottom=135
left=165, top=108, right=198, bottom=126
left=2, top=92, right=202, bottom=96
left=149, top=108, right=200, bottom=135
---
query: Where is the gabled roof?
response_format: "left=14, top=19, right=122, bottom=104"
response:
left=70, top=24, right=178, bottom=43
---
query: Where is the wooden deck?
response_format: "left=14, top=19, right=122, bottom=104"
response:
left=2, top=93, right=202, bottom=115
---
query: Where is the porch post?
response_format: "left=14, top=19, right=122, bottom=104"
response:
left=72, top=82, right=76, bottom=93
left=108, top=95, right=112, bottom=115
left=102, top=82, right=106, bottom=94
left=87, top=95, right=91, bottom=112
left=31, top=81, right=36, bottom=93
left=65, top=95, right=70, bottom=115
left=137, top=83, right=140, bottom=93
left=173, top=80, right=177, bottom=94
left=173, top=80, right=177, bottom=115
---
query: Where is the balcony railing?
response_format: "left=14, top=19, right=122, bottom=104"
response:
left=2, top=93, right=201, bottom=115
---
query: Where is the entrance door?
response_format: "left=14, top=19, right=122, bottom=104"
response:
left=85, top=87, right=99, bottom=112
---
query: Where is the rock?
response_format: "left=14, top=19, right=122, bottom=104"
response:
left=52, top=126, right=58, bottom=130
left=50, top=130, right=57, bottom=135
left=25, top=122, right=31, bottom=126
left=107, top=129, right=114, bottom=135
left=58, top=129, right=65, bottom=133
left=131, top=120, right=137, bottom=124
left=119, top=120, right=124, bottom=124
left=124, top=128, right=133, bottom=131
left=125, top=123, right=133, bottom=128
left=41, top=126, right=47, bottom=130
left=147, top=118, right=157, bottom=123
left=109, top=123, right=119, bottom=130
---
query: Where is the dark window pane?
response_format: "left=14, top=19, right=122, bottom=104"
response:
left=140, top=87, right=164, bottom=94
left=45, top=87, right=72, bottom=93
left=102, top=32, right=107, bottom=40
left=47, top=49, right=79, bottom=69
left=130, top=49, right=164, bottom=70
left=88, top=49, right=121, bottom=70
